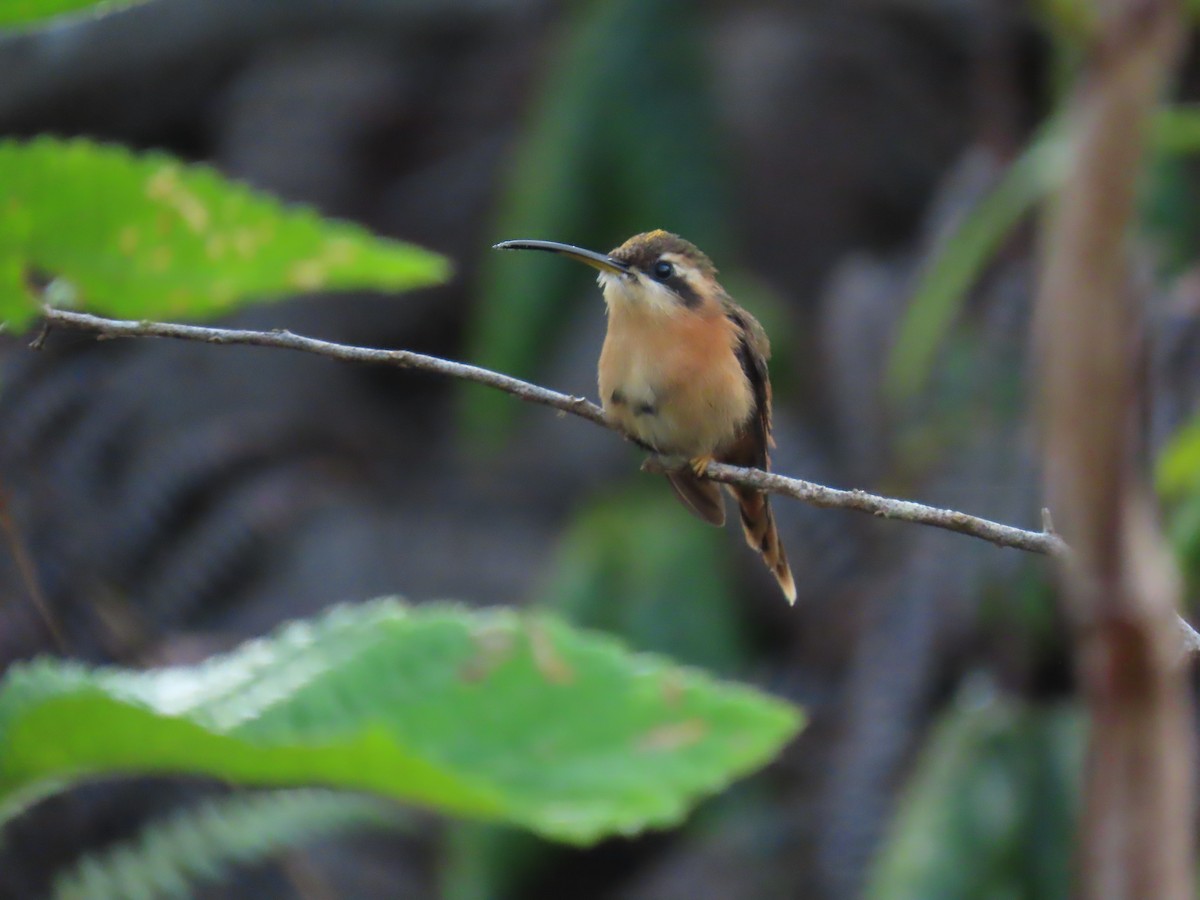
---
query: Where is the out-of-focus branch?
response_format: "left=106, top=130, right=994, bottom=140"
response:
left=1033, top=0, right=1193, bottom=896
left=35, top=306, right=1200, bottom=659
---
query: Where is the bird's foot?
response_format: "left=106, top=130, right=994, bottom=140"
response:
left=690, top=455, right=713, bottom=478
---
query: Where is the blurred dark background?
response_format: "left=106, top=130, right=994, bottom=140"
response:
left=2, top=0, right=1198, bottom=897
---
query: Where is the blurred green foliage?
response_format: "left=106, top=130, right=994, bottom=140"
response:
left=0, top=0, right=151, bottom=29
left=538, top=487, right=749, bottom=676
left=867, top=691, right=1081, bottom=900
left=1158, top=415, right=1200, bottom=502
left=0, top=600, right=802, bottom=847
left=1143, top=107, right=1200, bottom=276
left=52, top=789, right=409, bottom=900
left=1157, top=418, right=1200, bottom=596
left=886, top=103, right=1200, bottom=406
left=0, top=138, right=449, bottom=330
left=885, top=120, right=1069, bottom=406
left=466, top=0, right=731, bottom=442
left=1153, top=105, right=1200, bottom=155
left=441, top=821, right=555, bottom=900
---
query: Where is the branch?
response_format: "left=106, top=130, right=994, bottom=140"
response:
left=41, top=306, right=1065, bottom=556
left=40, top=307, right=608, bottom=429
left=641, top=458, right=1067, bottom=556
left=33, top=306, right=1200, bottom=656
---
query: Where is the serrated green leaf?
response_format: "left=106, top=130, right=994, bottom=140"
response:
left=52, top=789, right=407, bottom=900
left=0, top=599, right=802, bottom=845
left=0, top=138, right=450, bottom=330
left=442, top=489, right=751, bottom=900
left=0, top=0, right=151, bottom=29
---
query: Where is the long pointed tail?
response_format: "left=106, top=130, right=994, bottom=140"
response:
left=733, top=486, right=796, bottom=604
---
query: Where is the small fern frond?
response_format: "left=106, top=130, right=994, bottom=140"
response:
left=52, top=788, right=409, bottom=900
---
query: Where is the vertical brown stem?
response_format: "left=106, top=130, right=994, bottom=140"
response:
left=1034, top=2, right=1193, bottom=897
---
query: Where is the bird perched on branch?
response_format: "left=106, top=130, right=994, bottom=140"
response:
left=494, top=230, right=795, bottom=604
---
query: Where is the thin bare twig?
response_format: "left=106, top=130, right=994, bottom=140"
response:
left=641, top=457, right=1067, bottom=555
left=41, top=306, right=1065, bottom=555
left=40, top=307, right=607, bottom=428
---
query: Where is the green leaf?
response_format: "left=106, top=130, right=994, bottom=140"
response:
left=1032, top=0, right=1097, bottom=47
left=1152, top=105, right=1200, bottom=155
left=885, top=119, right=1070, bottom=405
left=52, top=789, right=408, bottom=900
left=1157, top=415, right=1200, bottom=500
left=0, top=599, right=802, bottom=845
left=0, top=138, right=450, bottom=330
left=1156, top=416, right=1200, bottom=597
left=0, top=0, right=152, bottom=29
left=436, top=489, right=752, bottom=900
left=1142, top=109, right=1200, bottom=275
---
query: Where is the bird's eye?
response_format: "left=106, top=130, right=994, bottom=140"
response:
left=653, top=260, right=674, bottom=280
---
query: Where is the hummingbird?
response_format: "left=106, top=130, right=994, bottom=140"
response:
left=494, top=230, right=796, bottom=603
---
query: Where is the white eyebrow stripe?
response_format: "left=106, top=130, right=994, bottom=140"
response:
left=658, top=254, right=703, bottom=283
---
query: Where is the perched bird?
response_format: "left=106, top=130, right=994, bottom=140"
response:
left=494, top=230, right=796, bottom=603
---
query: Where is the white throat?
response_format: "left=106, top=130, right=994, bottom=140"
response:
left=598, top=271, right=679, bottom=316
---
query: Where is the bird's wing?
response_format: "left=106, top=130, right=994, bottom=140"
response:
left=725, top=306, right=773, bottom=462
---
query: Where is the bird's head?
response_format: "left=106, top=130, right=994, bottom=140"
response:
left=494, top=230, right=720, bottom=316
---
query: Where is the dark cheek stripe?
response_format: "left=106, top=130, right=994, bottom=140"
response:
left=672, top=279, right=702, bottom=309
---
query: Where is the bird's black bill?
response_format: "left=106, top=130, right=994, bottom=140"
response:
left=493, top=239, right=629, bottom=275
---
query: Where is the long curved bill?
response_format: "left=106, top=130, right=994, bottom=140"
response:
left=493, top=239, right=629, bottom=275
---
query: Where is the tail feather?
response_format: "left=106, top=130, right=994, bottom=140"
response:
left=732, top=486, right=796, bottom=604
left=666, top=470, right=726, bottom=526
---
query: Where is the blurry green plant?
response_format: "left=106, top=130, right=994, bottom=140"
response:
left=883, top=120, right=1069, bottom=406
left=885, top=104, right=1200, bottom=406
left=0, top=0, right=153, bottom=29
left=1155, top=418, right=1200, bottom=596
left=465, top=0, right=732, bottom=442
left=1158, top=412, right=1200, bottom=504
left=52, top=789, right=410, bottom=900
left=867, top=689, right=1081, bottom=900
left=0, top=138, right=449, bottom=330
left=540, top=487, right=749, bottom=675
